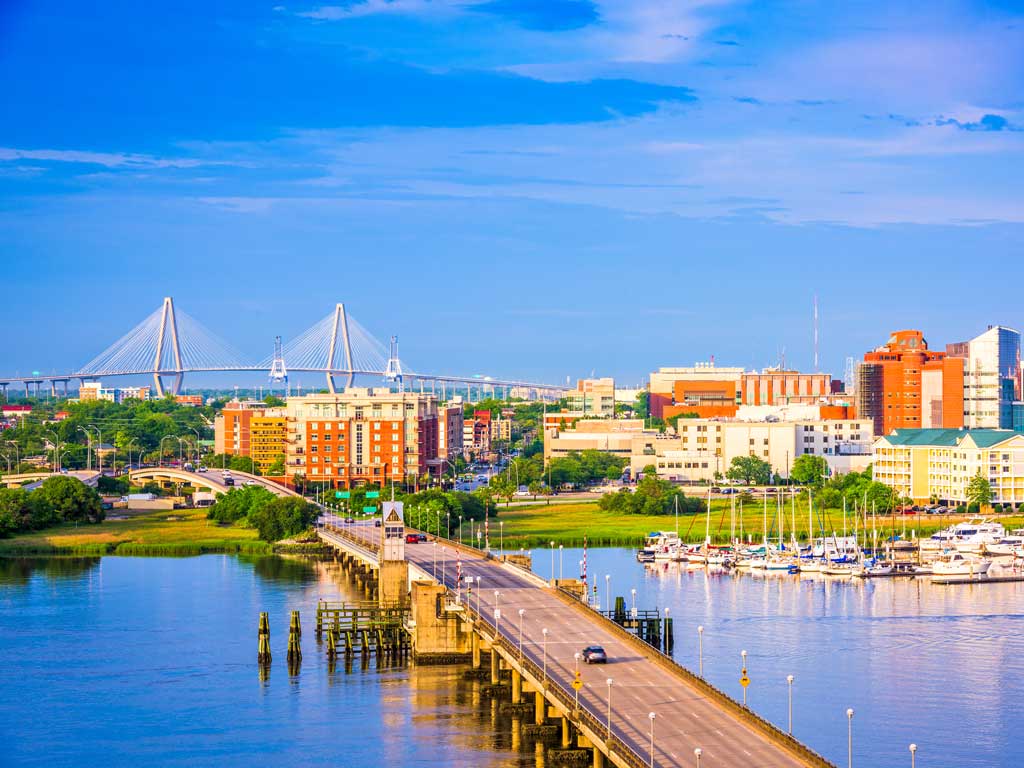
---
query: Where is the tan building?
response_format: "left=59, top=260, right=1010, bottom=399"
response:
left=566, top=377, right=616, bottom=417
left=438, top=404, right=465, bottom=461
left=285, top=388, right=439, bottom=489
left=544, top=418, right=649, bottom=462
left=79, top=382, right=150, bottom=403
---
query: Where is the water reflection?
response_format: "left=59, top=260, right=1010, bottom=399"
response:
left=238, top=553, right=319, bottom=585
left=0, top=556, right=100, bottom=585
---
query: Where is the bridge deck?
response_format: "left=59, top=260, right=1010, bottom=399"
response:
left=335, top=523, right=829, bottom=768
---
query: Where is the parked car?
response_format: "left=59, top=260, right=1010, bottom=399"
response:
left=581, top=645, right=608, bottom=664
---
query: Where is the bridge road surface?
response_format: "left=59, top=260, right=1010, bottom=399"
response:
left=342, top=522, right=818, bottom=768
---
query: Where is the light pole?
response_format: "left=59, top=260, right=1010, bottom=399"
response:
left=500, top=521, right=504, bottom=553
left=88, top=425, right=102, bottom=473
left=573, top=652, right=581, bottom=710
left=631, top=588, right=637, bottom=619
left=43, top=429, right=60, bottom=472
left=847, top=708, right=854, bottom=768
left=605, top=678, right=613, bottom=740
left=458, top=515, right=463, bottom=545
left=474, top=576, right=481, bottom=615
left=694, top=747, right=702, bottom=767
left=787, top=675, right=794, bottom=734
left=559, top=544, right=564, bottom=580
left=5, top=441, right=19, bottom=470
left=648, top=712, right=656, bottom=768
left=909, top=744, right=917, bottom=768
left=741, top=650, right=748, bottom=707
left=189, top=427, right=201, bottom=465
left=550, top=540, right=555, bottom=580
left=76, top=427, right=92, bottom=470
left=696, top=625, right=704, bottom=676
left=446, top=512, right=450, bottom=540
left=517, top=608, right=525, bottom=662
left=605, top=574, right=611, bottom=612
left=159, top=435, right=176, bottom=468
left=541, top=628, right=548, bottom=684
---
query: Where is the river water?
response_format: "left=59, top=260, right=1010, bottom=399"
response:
left=1, top=549, right=1021, bottom=767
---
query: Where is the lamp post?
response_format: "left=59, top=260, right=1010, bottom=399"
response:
left=741, top=650, right=748, bottom=707
left=698, top=626, right=704, bottom=677
left=605, top=574, right=611, bottom=612
left=77, top=427, right=92, bottom=470
left=88, top=425, right=102, bottom=473
left=909, top=744, right=917, bottom=768
left=500, top=521, right=504, bottom=554
left=517, top=608, right=525, bottom=662
left=631, top=588, right=637, bottom=619
left=159, top=435, right=176, bottom=468
left=43, top=429, right=60, bottom=472
left=5, top=441, right=19, bottom=471
left=559, top=544, right=564, bottom=580
left=573, top=652, right=581, bottom=709
left=541, top=628, right=548, bottom=684
left=648, top=712, right=656, bottom=768
left=475, top=576, right=481, bottom=614
left=189, top=427, right=201, bottom=466
left=458, top=515, right=463, bottom=545
left=550, top=540, right=555, bottom=580
left=787, top=675, right=794, bottom=734
left=605, top=678, right=613, bottom=740
left=847, top=708, right=854, bottom=768
left=694, top=747, right=702, bottom=767
left=446, top=511, right=450, bottom=540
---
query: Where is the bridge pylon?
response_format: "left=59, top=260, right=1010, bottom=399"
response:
left=324, top=303, right=354, bottom=394
left=152, top=297, right=184, bottom=397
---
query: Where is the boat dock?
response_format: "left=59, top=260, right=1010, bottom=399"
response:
left=931, top=573, right=1024, bottom=585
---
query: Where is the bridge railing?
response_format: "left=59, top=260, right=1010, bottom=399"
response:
left=550, top=587, right=837, bottom=768
left=320, top=523, right=381, bottom=557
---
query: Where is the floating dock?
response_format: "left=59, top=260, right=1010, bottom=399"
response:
left=931, top=573, right=1024, bottom=585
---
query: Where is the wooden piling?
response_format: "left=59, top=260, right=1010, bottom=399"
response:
left=287, top=610, right=302, bottom=664
left=326, top=626, right=338, bottom=659
left=258, top=612, right=272, bottom=665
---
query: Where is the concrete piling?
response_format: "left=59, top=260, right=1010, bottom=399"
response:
left=257, top=612, right=272, bottom=665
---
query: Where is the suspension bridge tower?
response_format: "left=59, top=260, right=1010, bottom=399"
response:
left=153, top=297, right=184, bottom=397
left=269, top=335, right=289, bottom=396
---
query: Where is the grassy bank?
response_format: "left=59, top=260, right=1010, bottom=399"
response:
left=493, top=500, right=1024, bottom=548
left=0, top=510, right=272, bottom=556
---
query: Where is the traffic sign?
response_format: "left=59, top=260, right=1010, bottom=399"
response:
left=365, top=491, right=380, bottom=499
left=740, top=674, right=750, bottom=688
left=336, top=491, right=351, bottom=499
left=572, top=677, right=583, bottom=691
left=362, top=505, right=377, bottom=513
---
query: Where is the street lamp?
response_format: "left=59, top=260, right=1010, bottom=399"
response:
left=88, top=425, right=102, bottom=472
left=694, top=747, right=702, bottom=767
left=500, top=521, right=504, bottom=554
left=159, top=435, right=176, bottom=468
left=541, top=628, right=548, bottom=684
left=517, top=608, right=525, bottom=662
left=605, top=574, right=611, bottom=612
left=786, top=675, right=794, bottom=735
left=43, top=429, right=60, bottom=472
left=550, top=540, right=555, bottom=580
left=847, top=708, right=854, bottom=768
left=559, top=544, right=564, bottom=580
left=741, top=650, right=748, bottom=707
left=605, top=678, right=614, bottom=740
left=474, top=576, right=481, bottom=614
left=697, top=626, right=704, bottom=677
left=648, top=712, right=656, bottom=768
left=631, top=588, right=637, bottom=619
left=5, top=441, right=19, bottom=470
left=909, top=744, right=917, bottom=768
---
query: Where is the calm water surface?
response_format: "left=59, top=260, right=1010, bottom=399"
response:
left=2, top=549, right=1022, bottom=767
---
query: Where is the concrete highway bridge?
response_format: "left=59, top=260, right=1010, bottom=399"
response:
left=128, top=467, right=299, bottom=498
left=318, top=519, right=835, bottom=768
left=1, top=470, right=101, bottom=489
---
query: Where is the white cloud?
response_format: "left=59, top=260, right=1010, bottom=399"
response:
left=0, top=147, right=230, bottom=169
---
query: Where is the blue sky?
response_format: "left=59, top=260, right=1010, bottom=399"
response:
left=1, top=0, right=1023, bottom=389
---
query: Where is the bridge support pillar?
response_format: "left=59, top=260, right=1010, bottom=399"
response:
left=408, top=580, right=471, bottom=663
left=379, top=560, right=409, bottom=608
left=592, top=748, right=605, bottom=768
left=534, top=690, right=545, bottom=725
left=511, top=668, right=522, bottom=704
left=471, top=631, right=481, bottom=669
left=561, top=716, right=572, bottom=748
left=490, top=648, right=500, bottom=685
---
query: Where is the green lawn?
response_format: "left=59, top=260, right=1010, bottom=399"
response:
left=492, top=500, right=1024, bottom=548
left=0, top=509, right=271, bottom=556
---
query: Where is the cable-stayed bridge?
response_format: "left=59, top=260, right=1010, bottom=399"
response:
left=0, top=297, right=567, bottom=399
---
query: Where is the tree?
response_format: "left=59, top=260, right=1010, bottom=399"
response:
left=634, top=392, right=650, bottom=418
left=489, top=475, right=515, bottom=506
left=725, top=455, right=772, bottom=485
left=791, top=455, right=829, bottom=486
left=207, top=485, right=276, bottom=524
left=266, top=454, right=286, bottom=476
left=263, top=395, right=286, bottom=407
left=248, top=497, right=319, bottom=542
left=967, top=472, right=992, bottom=507
left=36, top=476, right=104, bottom=524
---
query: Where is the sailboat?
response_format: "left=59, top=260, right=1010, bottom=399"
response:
left=798, top=489, right=826, bottom=573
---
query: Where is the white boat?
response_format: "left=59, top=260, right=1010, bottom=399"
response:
left=852, top=559, right=894, bottom=578
left=931, top=551, right=992, bottom=577
left=638, top=532, right=684, bottom=562
left=921, top=519, right=1005, bottom=554
left=764, top=556, right=795, bottom=571
left=985, top=531, right=1024, bottom=557
left=798, top=559, right=826, bottom=573
left=824, top=562, right=858, bottom=577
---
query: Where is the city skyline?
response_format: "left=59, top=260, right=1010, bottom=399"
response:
left=2, top=1, right=1023, bottom=382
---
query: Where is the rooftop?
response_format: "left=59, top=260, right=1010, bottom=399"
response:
left=882, top=428, right=1024, bottom=448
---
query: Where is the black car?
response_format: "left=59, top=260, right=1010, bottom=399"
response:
left=581, top=646, right=608, bottom=664
left=374, top=519, right=382, bottom=527
left=417, top=533, right=428, bottom=542
left=344, top=517, right=355, bottom=524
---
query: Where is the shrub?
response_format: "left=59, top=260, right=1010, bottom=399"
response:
left=966, top=502, right=980, bottom=514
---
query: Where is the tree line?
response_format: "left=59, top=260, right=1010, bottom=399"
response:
left=0, top=476, right=105, bottom=538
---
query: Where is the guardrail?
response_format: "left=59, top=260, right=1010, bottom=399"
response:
left=550, top=587, right=837, bottom=768
left=320, top=524, right=381, bottom=560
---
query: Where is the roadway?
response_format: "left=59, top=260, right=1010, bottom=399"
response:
left=341, top=521, right=820, bottom=768
left=128, top=467, right=299, bottom=497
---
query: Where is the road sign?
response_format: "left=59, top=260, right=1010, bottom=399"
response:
left=365, top=491, right=380, bottom=499
left=362, top=505, right=377, bottom=513
left=740, top=674, right=750, bottom=688
left=572, top=677, right=583, bottom=692
left=336, top=491, right=350, bottom=499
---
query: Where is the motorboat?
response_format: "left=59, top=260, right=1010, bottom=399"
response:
left=985, top=531, right=1024, bottom=557
left=764, top=556, right=796, bottom=572
left=852, top=558, right=894, bottom=578
left=797, top=559, right=826, bottom=573
left=824, top=562, right=858, bottom=577
left=931, top=551, right=992, bottom=577
left=921, top=519, right=1005, bottom=554
left=638, top=532, right=684, bottom=562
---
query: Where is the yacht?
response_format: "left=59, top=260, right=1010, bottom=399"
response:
left=852, top=558, right=894, bottom=578
left=921, top=519, right=1005, bottom=554
left=638, top=532, right=683, bottom=562
left=985, top=529, right=1024, bottom=557
left=931, top=551, right=992, bottom=577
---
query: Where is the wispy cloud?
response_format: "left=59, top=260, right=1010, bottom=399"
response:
left=0, top=147, right=240, bottom=170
